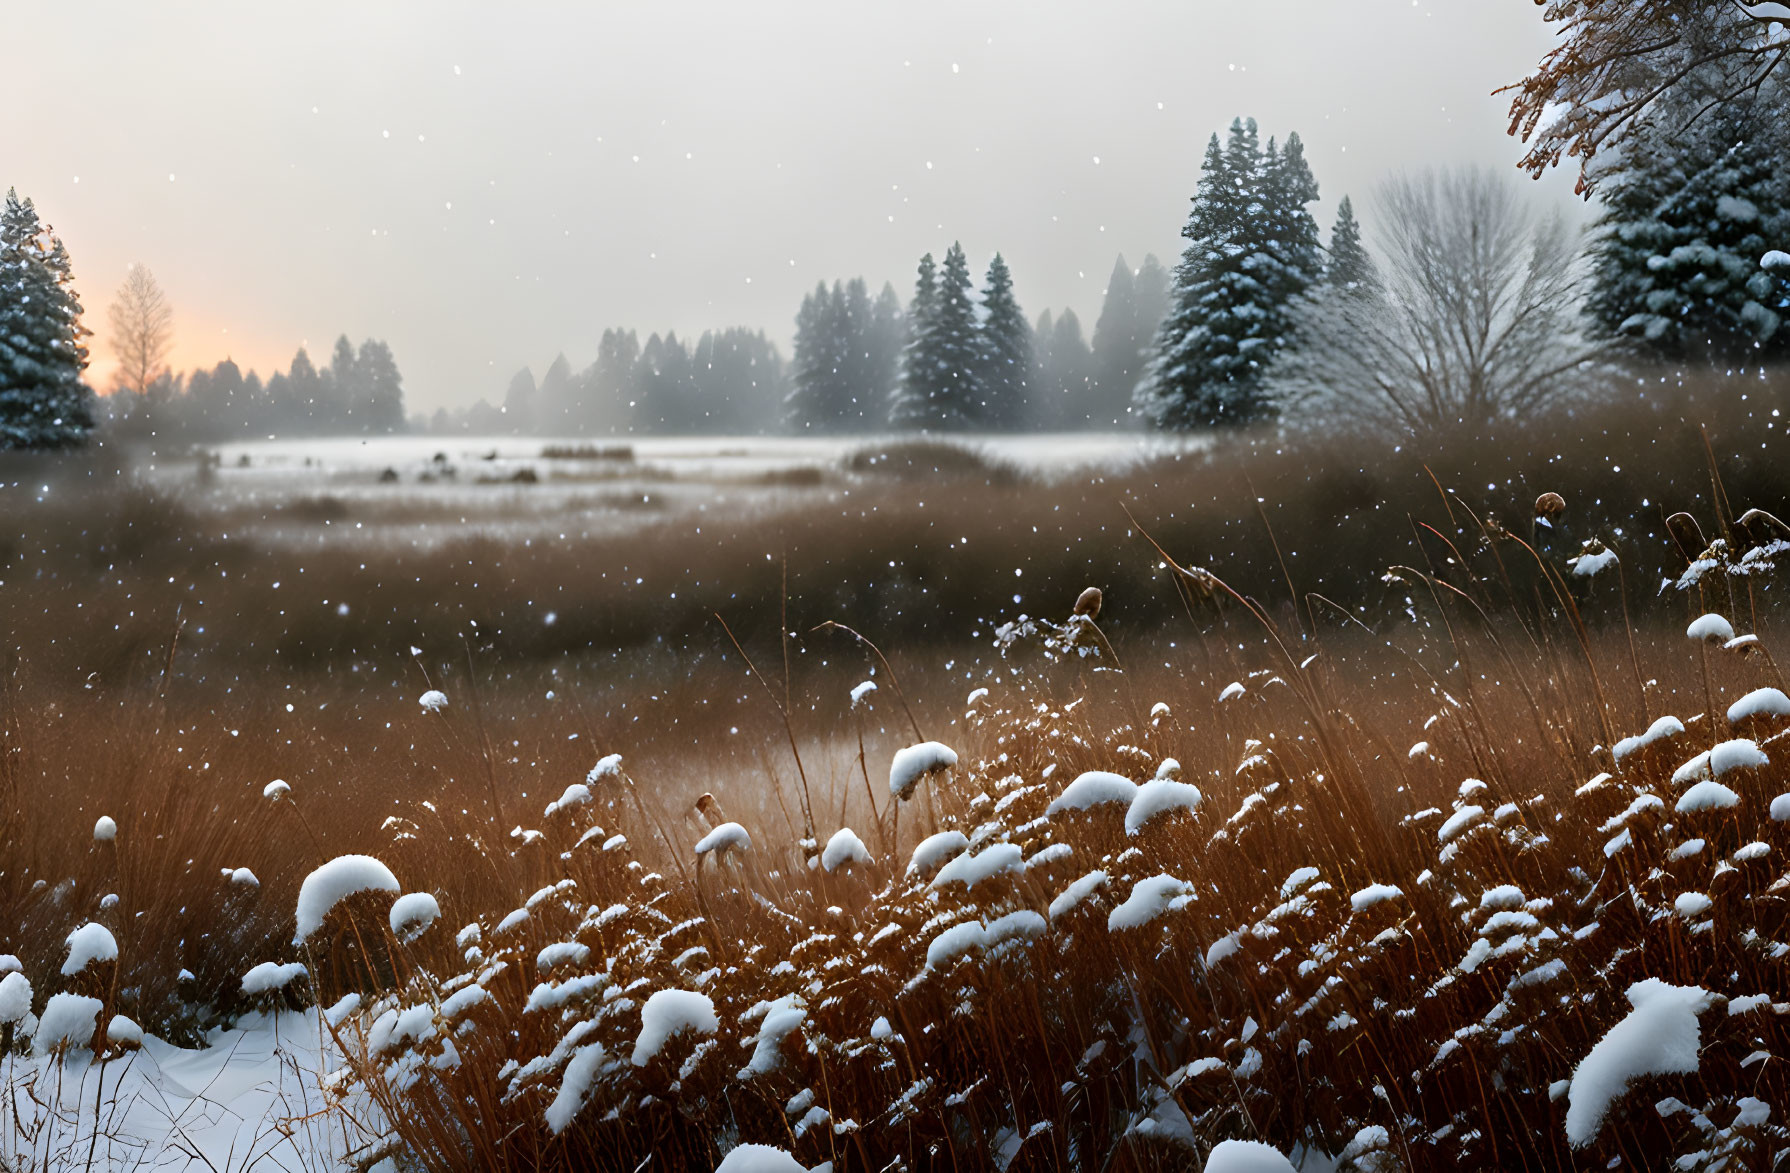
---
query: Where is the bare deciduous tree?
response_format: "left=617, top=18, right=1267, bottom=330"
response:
left=1272, top=168, right=1605, bottom=437
left=107, top=263, right=174, bottom=395
left=1502, top=0, right=1790, bottom=194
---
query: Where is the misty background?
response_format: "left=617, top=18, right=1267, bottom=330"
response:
left=8, top=0, right=1577, bottom=412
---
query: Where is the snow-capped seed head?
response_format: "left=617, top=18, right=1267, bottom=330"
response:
left=888, top=741, right=957, bottom=801
left=92, top=816, right=116, bottom=843
left=418, top=689, right=449, bottom=712
left=389, top=892, right=442, bottom=942
left=1533, top=492, right=1565, bottom=528
left=1073, top=586, right=1103, bottom=619
left=0, top=971, right=33, bottom=1025
left=694, top=821, right=752, bottom=858
left=293, top=855, right=401, bottom=945
left=62, top=923, right=118, bottom=976
left=263, top=779, right=291, bottom=801
left=1763, top=250, right=1790, bottom=277
left=1687, top=614, right=1736, bottom=644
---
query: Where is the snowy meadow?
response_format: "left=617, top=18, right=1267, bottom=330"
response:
left=4, top=383, right=1790, bottom=1171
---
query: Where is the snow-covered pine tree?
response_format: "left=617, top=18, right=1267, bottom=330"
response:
left=975, top=253, right=1030, bottom=429
left=1586, top=78, right=1790, bottom=361
left=1138, top=121, right=1322, bottom=429
left=0, top=189, right=94, bottom=448
left=891, top=252, right=939, bottom=429
left=929, top=243, right=983, bottom=428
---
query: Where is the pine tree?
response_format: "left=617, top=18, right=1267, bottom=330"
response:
left=891, top=253, right=939, bottom=429
left=1586, top=80, right=1790, bottom=361
left=502, top=367, right=537, bottom=433
left=975, top=253, right=1030, bottom=429
left=1033, top=308, right=1094, bottom=429
left=1090, top=256, right=1140, bottom=425
left=787, top=282, right=844, bottom=430
left=1326, top=196, right=1373, bottom=292
left=0, top=189, right=94, bottom=448
left=355, top=339, right=406, bottom=433
left=866, top=282, right=904, bottom=424
left=1138, top=119, right=1323, bottom=430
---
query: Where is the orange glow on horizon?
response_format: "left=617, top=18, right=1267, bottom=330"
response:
left=86, top=316, right=300, bottom=395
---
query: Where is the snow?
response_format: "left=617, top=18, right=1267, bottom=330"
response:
left=1676, top=780, right=1740, bottom=813
left=389, top=891, right=442, bottom=941
left=1674, top=892, right=1713, bottom=919
left=588, top=753, right=624, bottom=781
left=1125, top=779, right=1204, bottom=834
left=1566, top=979, right=1714, bottom=1147
left=1728, top=687, right=1790, bottom=724
left=1218, top=682, right=1246, bottom=702
left=0, top=971, right=32, bottom=1024
left=1437, top=805, right=1483, bottom=843
left=820, top=828, right=873, bottom=872
left=1350, top=884, right=1404, bottom=912
left=1202, top=1139, right=1297, bottom=1172
left=1047, top=771, right=1138, bottom=815
left=1108, top=874, right=1194, bottom=931
left=740, top=995, right=806, bottom=1077
left=240, top=961, right=307, bottom=996
left=907, top=830, right=970, bottom=877
left=105, top=1014, right=143, bottom=1047
left=1711, top=738, right=1768, bottom=775
left=850, top=680, right=877, bottom=706
left=1613, top=715, right=1684, bottom=762
left=293, top=854, right=402, bottom=943
left=1154, top=757, right=1182, bottom=780
left=230, top=867, right=259, bottom=887
left=538, top=942, right=590, bottom=972
left=62, top=922, right=118, bottom=975
left=263, top=778, right=291, bottom=800
left=696, top=821, right=753, bottom=856
left=418, top=688, right=449, bottom=711
left=714, top=1144, right=809, bottom=1173
left=544, top=782, right=591, bottom=817
left=930, top=843, right=1022, bottom=889
left=1763, top=249, right=1790, bottom=274
left=1570, top=547, right=1618, bottom=577
left=33, top=993, right=101, bottom=1055
left=1774, top=793, right=1790, bottom=821
left=631, top=989, right=718, bottom=1066
left=93, top=815, right=116, bottom=841
left=1049, top=870, right=1108, bottom=920
left=888, top=741, right=958, bottom=800
left=546, top=1043, right=606, bottom=1134
left=1687, top=614, right=1735, bottom=643
left=926, top=911, right=1045, bottom=969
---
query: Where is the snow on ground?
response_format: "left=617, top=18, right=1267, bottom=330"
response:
left=136, top=433, right=1202, bottom=549
left=2, top=1010, right=382, bottom=1172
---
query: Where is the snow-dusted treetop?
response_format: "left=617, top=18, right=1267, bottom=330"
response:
left=293, top=854, right=401, bottom=944
left=888, top=741, right=957, bottom=801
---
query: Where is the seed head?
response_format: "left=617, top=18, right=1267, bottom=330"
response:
left=1073, top=587, right=1103, bottom=620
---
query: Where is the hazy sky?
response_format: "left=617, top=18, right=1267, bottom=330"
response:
left=8, top=1, right=1578, bottom=411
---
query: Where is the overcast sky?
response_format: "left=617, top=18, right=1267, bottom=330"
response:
left=7, top=1, right=1578, bottom=411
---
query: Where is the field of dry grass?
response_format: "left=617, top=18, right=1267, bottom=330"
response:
left=4, top=372, right=1790, bottom=1170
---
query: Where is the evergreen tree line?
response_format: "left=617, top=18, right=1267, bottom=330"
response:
left=102, top=335, right=407, bottom=442
left=0, top=188, right=94, bottom=448
left=432, top=327, right=786, bottom=436
left=785, top=249, right=1170, bottom=433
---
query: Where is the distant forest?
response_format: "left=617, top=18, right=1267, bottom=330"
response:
left=428, top=251, right=1170, bottom=437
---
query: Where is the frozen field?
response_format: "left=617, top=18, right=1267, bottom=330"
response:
left=137, top=433, right=1201, bottom=548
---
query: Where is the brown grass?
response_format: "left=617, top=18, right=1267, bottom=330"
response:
left=2, top=371, right=1790, bottom=1169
